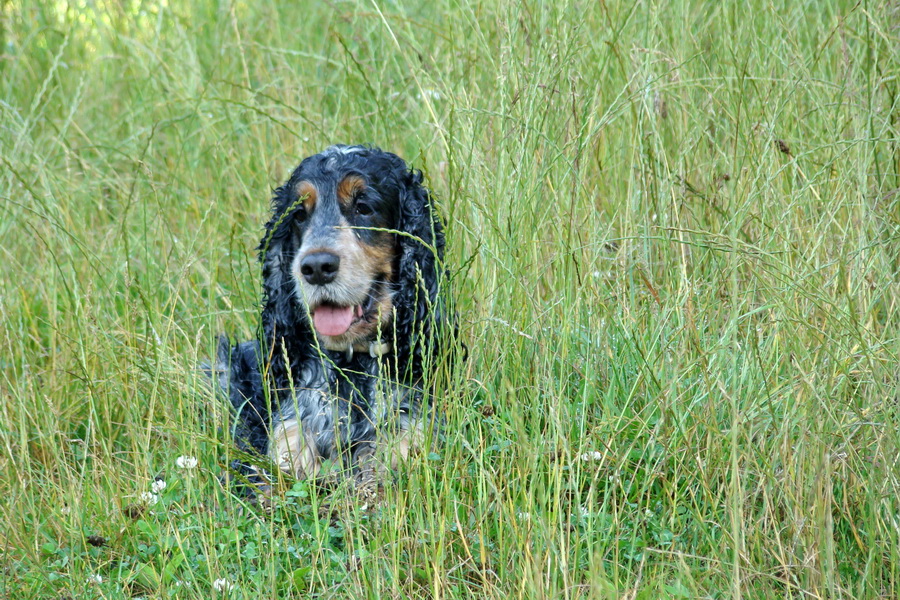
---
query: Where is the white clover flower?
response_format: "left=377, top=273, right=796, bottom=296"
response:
left=579, top=451, right=603, bottom=462
left=86, top=574, right=103, bottom=585
left=213, top=578, right=235, bottom=592
left=418, top=88, right=442, bottom=101
left=176, top=455, right=198, bottom=470
left=151, top=479, right=167, bottom=494
left=516, top=511, right=531, bottom=522
left=139, top=492, right=159, bottom=506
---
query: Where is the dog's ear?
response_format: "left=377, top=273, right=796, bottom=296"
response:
left=393, top=168, right=449, bottom=376
left=258, top=183, right=313, bottom=365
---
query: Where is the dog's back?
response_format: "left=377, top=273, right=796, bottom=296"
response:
left=215, top=336, right=270, bottom=455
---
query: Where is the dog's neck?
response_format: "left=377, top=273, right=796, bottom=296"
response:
left=348, top=339, right=391, bottom=361
left=321, top=337, right=391, bottom=361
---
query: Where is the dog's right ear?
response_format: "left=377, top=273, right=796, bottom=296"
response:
left=258, top=181, right=310, bottom=355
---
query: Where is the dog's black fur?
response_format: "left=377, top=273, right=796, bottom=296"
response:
left=215, top=145, right=450, bottom=483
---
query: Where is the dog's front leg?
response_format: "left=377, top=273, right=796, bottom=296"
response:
left=269, top=418, right=321, bottom=480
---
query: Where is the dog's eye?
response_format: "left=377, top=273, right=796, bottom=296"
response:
left=294, top=207, right=308, bottom=223
left=355, top=201, right=374, bottom=216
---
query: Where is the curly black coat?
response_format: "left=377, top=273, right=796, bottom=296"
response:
left=215, top=145, right=450, bottom=482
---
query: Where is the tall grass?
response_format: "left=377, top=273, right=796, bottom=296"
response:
left=1, top=0, right=898, bottom=597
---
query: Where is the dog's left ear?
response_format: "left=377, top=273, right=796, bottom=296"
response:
left=392, top=168, right=449, bottom=375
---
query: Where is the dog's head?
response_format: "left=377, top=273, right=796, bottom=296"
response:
left=259, top=145, right=445, bottom=368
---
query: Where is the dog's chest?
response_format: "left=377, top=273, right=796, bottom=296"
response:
left=284, top=357, right=404, bottom=427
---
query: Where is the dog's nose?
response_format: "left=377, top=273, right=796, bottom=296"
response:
left=300, top=252, right=340, bottom=285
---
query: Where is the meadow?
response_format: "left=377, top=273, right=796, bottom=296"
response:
left=1, top=0, right=899, bottom=598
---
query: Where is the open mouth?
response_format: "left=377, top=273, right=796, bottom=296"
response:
left=309, top=280, right=383, bottom=337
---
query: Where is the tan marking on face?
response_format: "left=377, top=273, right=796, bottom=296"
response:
left=301, top=223, right=394, bottom=349
left=336, top=175, right=366, bottom=208
left=295, top=181, right=318, bottom=212
left=269, top=419, right=320, bottom=480
left=360, top=235, right=396, bottom=281
left=292, top=204, right=398, bottom=349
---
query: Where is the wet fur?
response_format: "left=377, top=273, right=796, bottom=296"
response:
left=214, top=145, right=450, bottom=484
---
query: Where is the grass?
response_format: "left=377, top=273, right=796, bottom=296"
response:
left=1, top=0, right=899, bottom=597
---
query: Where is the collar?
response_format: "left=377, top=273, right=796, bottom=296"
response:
left=348, top=339, right=391, bottom=361
left=319, top=338, right=393, bottom=361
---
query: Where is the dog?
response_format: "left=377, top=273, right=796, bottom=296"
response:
left=214, top=145, right=452, bottom=489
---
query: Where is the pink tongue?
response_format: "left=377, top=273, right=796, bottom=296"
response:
left=312, top=305, right=355, bottom=336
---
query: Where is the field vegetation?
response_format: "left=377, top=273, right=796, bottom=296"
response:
left=1, top=0, right=899, bottom=597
